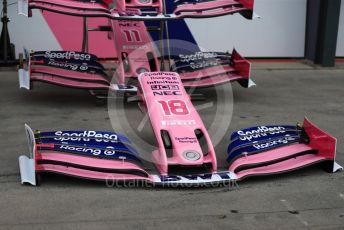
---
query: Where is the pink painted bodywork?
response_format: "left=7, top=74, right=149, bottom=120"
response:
left=32, top=0, right=111, bottom=11
left=235, top=154, right=327, bottom=181
left=31, top=66, right=110, bottom=84
left=303, top=118, right=337, bottom=160
left=138, top=72, right=217, bottom=175
left=34, top=149, right=151, bottom=181
left=30, top=73, right=111, bottom=90
left=36, top=152, right=147, bottom=174
left=229, top=144, right=313, bottom=173
left=238, top=0, right=254, bottom=9
left=231, top=49, right=251, bottom=79
left=229, top=117, right=338, bottom=180
left=37, top=165, right=151, bottom=182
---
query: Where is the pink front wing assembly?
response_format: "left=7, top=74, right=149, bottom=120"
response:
left=18, top=73, right=342, bottom=186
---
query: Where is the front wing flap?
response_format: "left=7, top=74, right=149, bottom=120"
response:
left=172, top=49, right=255, bottom=88
left=19, top=50, right=111, bottom=90
left=174, top=0, right=257, bottom=20
left=18, top=50, right=138, bottom=93
left=227, top=118, right=343, bottom=181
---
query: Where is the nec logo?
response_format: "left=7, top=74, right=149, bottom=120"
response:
left=153, top=91, right=182, bottom=96
left=151, top=85, right=179, bottom=90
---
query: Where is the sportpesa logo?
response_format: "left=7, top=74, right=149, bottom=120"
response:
left=54, top=131, right=119, bottom=143
left=44, top=51, right=92, bottom=61
left=237, top=126, right=287, bottom=141
left=178, top=52, right=218, bottom=63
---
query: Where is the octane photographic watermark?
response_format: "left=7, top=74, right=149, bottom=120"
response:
left=105, top=175, right=239, bottom=190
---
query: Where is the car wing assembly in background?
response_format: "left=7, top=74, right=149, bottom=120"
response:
left=18, top=0, right=258, bottom=20
left=18, top=0, right=257, bottom=97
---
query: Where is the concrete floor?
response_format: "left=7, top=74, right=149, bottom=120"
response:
left=0, top=62, right=343, bottom=229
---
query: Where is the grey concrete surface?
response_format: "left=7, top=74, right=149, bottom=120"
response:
left=0, top=64, right=343, bottom=230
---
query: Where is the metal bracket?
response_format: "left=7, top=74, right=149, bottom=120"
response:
left=18, top=69, right=30, bottom=90
left=18, top=0, right=29, bottom=17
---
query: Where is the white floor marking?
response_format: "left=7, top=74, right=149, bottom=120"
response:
left=280, top=199, right=309, bottom=226
left=195, top=102, right=214, bottom=111
left=339, top=193, right=344, bottom=200
left=137, top=113, right=149, bottom=132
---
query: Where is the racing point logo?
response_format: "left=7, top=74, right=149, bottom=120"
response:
left=107, top=39, right=234, bottom=168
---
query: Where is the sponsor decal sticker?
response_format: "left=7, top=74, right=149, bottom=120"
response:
left=237, top=126, right=288, bottom=142
left=59, top=145, right=119, bottom=156
left=178, top=52, right=219, bottom=63
left=54, top=131, right=119, bottom=143
left=47, top=60, right=89, bottom=72
left=161, top=120, right=196, bottom=126
left=157, top=172, right=235, bottom=183
left=175, top=137, right=198, bottom=144
left=44, top=51, right=92, bottom=61
left=252, top=136, right=297, bottom=150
